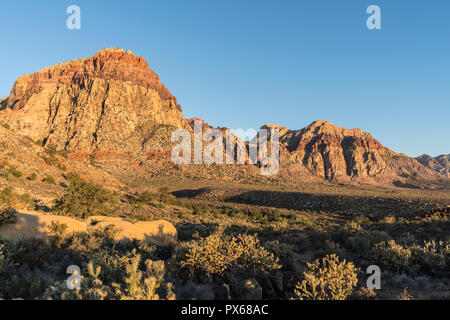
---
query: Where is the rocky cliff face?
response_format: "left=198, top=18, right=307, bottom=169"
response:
left=274, top=120, right=442, bottom=186
left=416, top=154, right=450, bottom=178
left=0, top=48, right=188, bottom=153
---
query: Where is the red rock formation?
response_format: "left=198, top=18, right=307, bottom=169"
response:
left=0, top=48, right=188, bottom=153
left=275, top=120, right=443, bottom=186
left=0, top=49, right=446, bottom=188
left=416, top=154, right=450, bottom=178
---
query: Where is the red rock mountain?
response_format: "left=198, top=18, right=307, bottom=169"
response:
left=416, top=154, right=450, bottom=178
left=0, top=48, right=447, bottom=189
left=0, top=48, right=188, bottom=153
left=264, top=121, right=445, bottom=187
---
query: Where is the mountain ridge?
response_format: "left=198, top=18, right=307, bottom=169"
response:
left=416, top=154, right=450, bottom=178
left=0, top=48, right=188, bottom=153
left=0, top=48, right=448, bottom=189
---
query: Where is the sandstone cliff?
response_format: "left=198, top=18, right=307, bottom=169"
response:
left=416, top=154, right=450, bottom=178
left=273, top=120, right=444, bottom=187
left=0, top=48, right=188, bottom=153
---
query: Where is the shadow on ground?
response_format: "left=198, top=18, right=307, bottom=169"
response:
left=173, top=188, right=447, bottom=217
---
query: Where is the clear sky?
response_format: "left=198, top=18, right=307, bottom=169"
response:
left=0, top=0, right=449, bottom=157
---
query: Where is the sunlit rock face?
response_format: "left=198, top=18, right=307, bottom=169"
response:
left=0, top=48, right=188, bottom=153
left=277, top=120, right=441, bottom=186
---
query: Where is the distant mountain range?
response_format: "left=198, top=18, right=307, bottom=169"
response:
left=0, top=48, right=448, bottom=189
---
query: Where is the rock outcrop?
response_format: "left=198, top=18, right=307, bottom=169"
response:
left=416, top=154, right=450, bottom=178
left=0, top=211, right=177, bottom=243
left=0, top=48, right=188, bottom=153
left=276, top=120, right=443, bottom=186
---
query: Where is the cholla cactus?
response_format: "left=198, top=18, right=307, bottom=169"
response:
left=121, top=255, right=174, bottom=300
left=237, top=234, right=281, bottom=274
left=371, top=240, right=416, bottom=274
left=181, top=228, right=281, bottom=277
left=142, top=260, right=165, bottom=300
left=43, top=257, right=175, bottom=300
left=181, top=229, right=244, bottom=275
left=294, top=254, right=359, bottom=300
left=371, top=239, right=449, bottom=276
left=44, top=262, right=117, bottom=300
left=123, top=255, right=142, bottom=298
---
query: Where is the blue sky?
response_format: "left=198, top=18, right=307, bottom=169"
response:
left=0, top=0, right=449, bottom=157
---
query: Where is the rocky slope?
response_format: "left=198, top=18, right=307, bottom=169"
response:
left=416, top=154, right=450, bottom=178
left=272, top=120, right=446, bottom=187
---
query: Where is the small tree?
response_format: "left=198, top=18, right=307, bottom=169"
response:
left=53, top=177, right=113, bottom=218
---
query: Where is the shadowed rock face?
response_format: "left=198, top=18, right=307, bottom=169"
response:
left=416, top=154, right=450, bottom=178
left=0, top=48, right=188, bottom=153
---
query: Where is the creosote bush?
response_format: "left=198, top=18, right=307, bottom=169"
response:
left=371, top=239, right=449, bottom=276
left=137, top=191, right=154, bottom=204
left=7, top=166, right=23, bottom=178
left=0, top=186, right=35, bottom=210
left=294, top=254, right=359, bottom=300
left=42, top=175, right=56, bottom=185
left=53, top=177, right=114, bottom=218
left=0, top=207, right=18, bottom=226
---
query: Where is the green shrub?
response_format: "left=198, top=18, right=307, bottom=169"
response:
left=370, top=239, right=449, bottom=276
left=0, top=207, right=18, bottom=226
left=159, top=192, right=176, bottom=204
left=43, top=175, right=56, bottom=184
left=27, top=173, right=37, bottom=181
left=53, top=178, right=114, bottom=218
left=17, top=193, right=35, bottom=209
left=137, top=191, right=154, bottom=204
left=7, top=166, right=22, bottom=178
left=0, top=187, right=14, bottom=206
left=64, top=171, right=81, bottom=181
left=410, top=240, right=449, bottom=275
left=192, top=206, right=206, bottom=215
left=158, top=187, right=169, bottom=195
left=294, top=254, right=359, bottom=300
left=4, top=275, right=48, bottom=299
left=347, top=230, right=392, bottom=253
left=41, top=145, right=67, bottom=166
left=45, top=145, right=58, bottom=157
left=371, top=240, right=417, bottom=275
left=0, top=187, right=34, bottom=210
